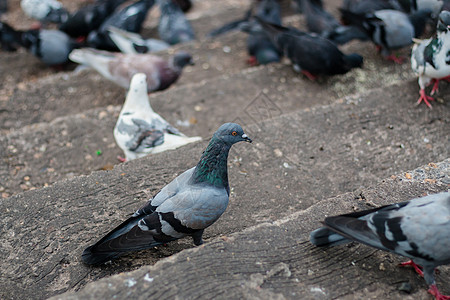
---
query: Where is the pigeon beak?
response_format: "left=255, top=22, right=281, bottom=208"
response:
left=242, top=133, right=252, bottom=143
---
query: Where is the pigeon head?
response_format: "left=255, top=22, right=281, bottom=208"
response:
left=172, top=51, right=194, bottom=69
left=344, top=53, right=363, bottom=69
left=213, top=123, right=252, bottom=145
left=437, top=10, right=450, bottom=32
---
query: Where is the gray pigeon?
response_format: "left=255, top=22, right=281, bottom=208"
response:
left=158, top=0, right=195, bottom=45
left=310, top=192, right=450, bottom=300
left=82, top=123, right=252, bottom=265
left=411, top=10, right=450, bottom=108
left=21, top=29, right=79, bottom=66
left=108, top=26, right=170, bottom=54
left=21, top=0, right=69, bottom=25
left=340, top=8, right=432, bottom=63
left=114, top=73, right=201, bottom=161
left=69, top=48, right=194, bottom=90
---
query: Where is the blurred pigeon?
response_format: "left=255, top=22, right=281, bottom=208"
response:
left=173, top=0, right=192, bottom=12
left=341, top=0, right=403, bottom=18
left=0, top=0, right=7, bottom=14
left=69, top=48, right=194, bottom=90
left=0, top=21, right=23, bottom=51
left=241, top=0, right=282, bottom=66
left=21, top=29, right=79, bottom=66
left=297, top=0, right=369, bottom=45
left=114, top=73, right=202, bottom=161
left=82, top=122, right=252, bottom=265
left=158, top=0, right=195, bottom=45
left=87, top=0, right=155, bottom=51
left=411, top=10, right=450, bottom=107
left=108, top=26, right=170, bottom=54
left=310, top=192, right=450, bottom=300
left=21, top=0, right=69, bottom=25
left=340, top=8, right=432, bottom=63
left=59, top=0, right=127, bottom=38
left=255, top=17, right=363, bottom=79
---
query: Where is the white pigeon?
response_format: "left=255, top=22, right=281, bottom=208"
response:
left=411, top=10, right=450, bottom=108
left=114, top=73, right=202, bottom=161
left=21, top=0, right=69, bottom=24
left=108, top=26, right=170, bottom=54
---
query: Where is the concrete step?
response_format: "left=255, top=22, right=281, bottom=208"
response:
left=0, top=80, right=448, bottom=299
left=2, top=67, right=442, bottom=198
left=50, top=159, right=450, bottom=300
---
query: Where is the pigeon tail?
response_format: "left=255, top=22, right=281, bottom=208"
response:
left=81, top=245, right=121, bottom=265
left=309, top=226, right=350, bottom=247
left=69, top=48, right=114, bottom=78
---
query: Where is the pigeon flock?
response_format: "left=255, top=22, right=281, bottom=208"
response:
left=0, top=0, right=449, bottom=298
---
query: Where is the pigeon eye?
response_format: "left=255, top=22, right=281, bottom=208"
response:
left=231, top=131, right=237, bottom=136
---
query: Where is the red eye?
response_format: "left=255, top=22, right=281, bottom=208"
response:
left=232, top=131, right=237, bottom=136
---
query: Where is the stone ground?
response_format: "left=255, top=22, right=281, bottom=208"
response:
left=0, top=0, right=449, bottom=299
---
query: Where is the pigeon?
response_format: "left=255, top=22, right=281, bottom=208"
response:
left=310, top=192, right=450, bottom=300
left=255, top=17, right=363, bottom=79
left=411, top=10, right=450, bottom=107
left=340, top=8, right=432, bottom=63
left=82, top=122, right=252, bottom=265
left=158, top=0, right=195, bottom=45
left=0, top=21, right=23, bottom=52
left=0, top=0, right=7, bottom=14
left=239, top=0, right=282, bottom=66
left=69, top=48, right=194, bottom=90
left=59, top=0, right=128, bottom=39
left=21, top=29, right=80, bottom=66
left=114, top=73, right=202, bottom=161
left=87, top=0, right=155, bottom=51
left=108, top=26, right=170, bottom=54
left=297, top=0, right=369, bottom=45
left=21, top=0, right=69, bottom=25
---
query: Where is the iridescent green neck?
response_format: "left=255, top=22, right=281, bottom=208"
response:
left=191, top=136, right=231, bottom=192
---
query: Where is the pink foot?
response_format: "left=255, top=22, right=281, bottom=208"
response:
left=385, top=54, right=405, bottom=64
left=417, top=89, right=434, bottom=108
left=399, top=260, right=424, bottom=277
left=30, top=22, right=42, bottom=30
left=117, top=156, right=126, bottom=162
left=430, top=79, right=440, bottom=95
left=441, top=75, right=450, bottom=82
left=301, top=70, right=317, bottom=81
left=246, top=56, right=258, bottom=66
left=428, top=284, right=450, bottom=300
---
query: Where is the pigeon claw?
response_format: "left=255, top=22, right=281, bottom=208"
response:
left=417, top=89, right=434, bottom=108
left=117, top=155, right=127, bottom=163
left=246, top=56, right=258, bottom=66
left=385, top=54, right=405, bottom=64
left=428, top=284, right=450, bottom=300
left=301, top=70, right=317, bottom=81
left=430, top=79, right=440, bottom=95
left=398, top=260, right=424, bottom=277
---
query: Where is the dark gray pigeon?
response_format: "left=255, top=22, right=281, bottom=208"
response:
left=255, top=16, right=363, bottom=79
left=310, top=192, right=450, bottom=300
left=296, top=0, right=369, bottom=45
left=82, top=123, right=252, bottom=265
left=21, top=29, right=79, bottom=66
left=69, top=48, right=193, bottom=90
left=59, top=0, right=128, bottom=38
left=340, top=8, right=432, bottom=63
left=87, top=0, right=155, bottom=51
left=0, top=21, right=23, bottom=51
left=411, top=10, right=450, bottom=107
left=158, top=0, right=195, bottom=45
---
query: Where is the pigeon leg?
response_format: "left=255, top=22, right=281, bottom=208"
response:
left=441, top=75, right=450, bottom=82
left=428, top=284, right=450, bottom=300
left=192, top=229, right=204, bottom=246
left=417, top=89, right=434, bottom=108
left=384, top=54, right=405, bottom=64
left=430, top=79, right=440, bottom=95
left=399, top=260, right=424, bottom=277
left=247, top=56, right=258, bottom=66
left=117, top=156, right=127, bottom=162
left=301, top=70, right=318, bottom=81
